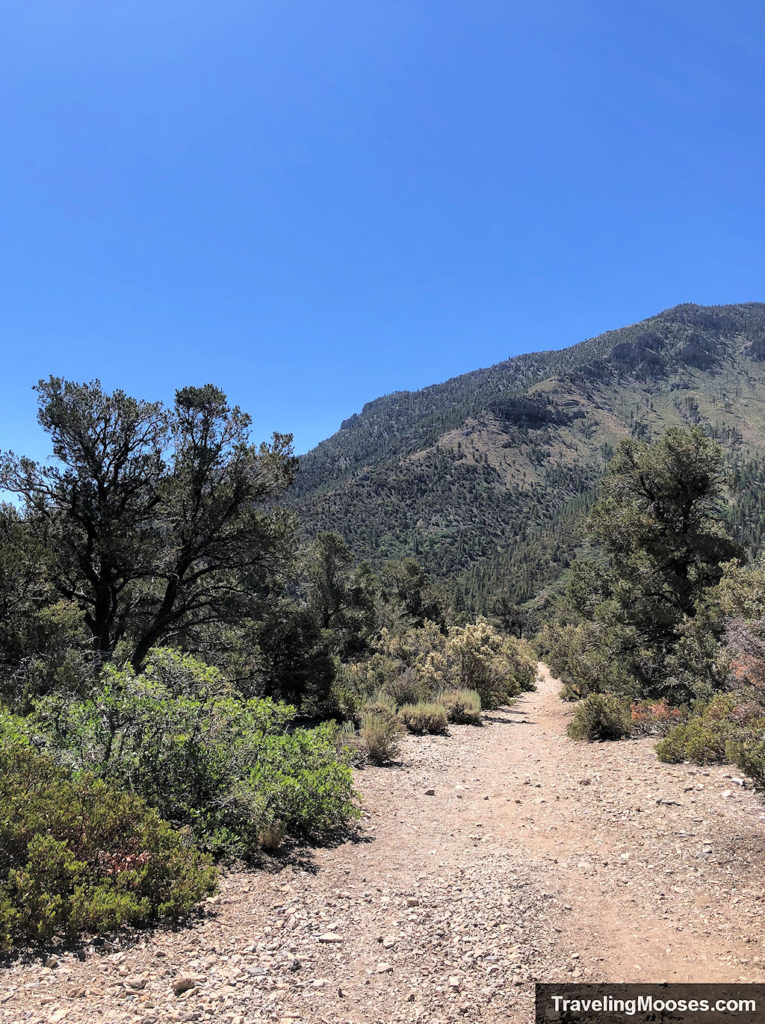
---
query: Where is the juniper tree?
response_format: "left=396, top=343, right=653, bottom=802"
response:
left=1, top=378, right=296, bottom=670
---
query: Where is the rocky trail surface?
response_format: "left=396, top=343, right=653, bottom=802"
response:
left=4, top=665, right=765, bottom=1024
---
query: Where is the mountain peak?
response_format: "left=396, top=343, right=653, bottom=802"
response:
left=292, top=302, right=765, bottom=611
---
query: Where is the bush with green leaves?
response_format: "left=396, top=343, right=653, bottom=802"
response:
left=655, top=718, right=731, bottom=764
left=540, top=430, right=743, bottom=706
left=359, top=691, right=398, bottom=718
left=445, top=620, right=537, bottom=709
left=330, top=654, right=403, bottom=717
left=441, top=689, right=482, bottom=725
left=730, top=738, right=765, bottom=788
left=36, top=650, right=359, bottom=859
left=383, top=668, right=428, bottom=709
left=541, top=620, right=638, bottom=701
left=567, top=693, right=632, bottom=742
left=329, top=618, right=528, bottom=751
left=398, top=702, right=448, bottom=735
left=655, top=693, right=765, bottom=770
left=0, top=742, right=216, bottom=951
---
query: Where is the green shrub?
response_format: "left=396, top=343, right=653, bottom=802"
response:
left=36, top=651, right=360, bottom=859
left=0, top=743, right=217, bottom=951
left=398, top=702, right=448, bottom=735
left=441, top=689, right=482, bottom=725
left=359, top=691, right=398, bottom=719
left=655, top=693, right=765, bottom=767
left=359, top=711, right=402, bottom=765
left=513, top=639, right=539, bottom=692
left=445, top=620, right=537, bottom=709
left=654, top=725, right=687, bottom=763
left=683, top=718, right=735, bottom=764
left=257, top=820, right=286, bottom=853
left=384, top=668, right=427, bottom=708
left=325, top=675, right=360, bottom=723
left=329, top=718, right=360, bottom=753
left=541, top=621, right=638, bottom=701
left=567, top=693, right=632, bottom=742
left=336, top=654, right=404, bottom=702
left=731, top=738, right=765, bottom=788
left=656, top=718, right=735, bottom=764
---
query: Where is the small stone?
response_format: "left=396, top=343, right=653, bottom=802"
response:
left=376, top=962, right=393, bottom=974
left=449, top=975, right=462, bottom=989
left=424, top=788, right=435, bottom=796
left=318, top=933, right=344, bottom=943
left=406, top=897, right=420, bottom=907
left=125, top=976, right=147, bottom=990
left=722, top=789, right=733, bottom=798
left=382, top=936, right=397, bottom=949
left=172, top=975, right=203, bottom=996
left=45, top=955, right=59, bottom=969
left=620, top=853, right=630, bottom=862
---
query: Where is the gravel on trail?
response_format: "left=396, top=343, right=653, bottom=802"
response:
left=3, top=664, right=764, bottom=1024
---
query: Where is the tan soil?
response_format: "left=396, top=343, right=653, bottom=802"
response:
left=3, top=664, right=764, bottom=1024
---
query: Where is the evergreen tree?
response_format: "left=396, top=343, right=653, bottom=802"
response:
left=1, top=378, right=296, bottom=670
left=547, top=427, right=743, bottom=700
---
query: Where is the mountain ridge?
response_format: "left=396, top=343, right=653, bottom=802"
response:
left=292, top=302, right=765, bottom=612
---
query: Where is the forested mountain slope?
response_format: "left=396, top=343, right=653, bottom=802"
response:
left=292, top=303, right=765, bottom=610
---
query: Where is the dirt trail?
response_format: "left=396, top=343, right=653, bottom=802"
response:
left=4, top=665, right=765, bottom=1024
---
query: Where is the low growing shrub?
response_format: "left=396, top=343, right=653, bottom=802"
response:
left=329, top=718, right=361, bottom=757
left=359, top=691, right=399, bottom=719
left=655, top=718, right=733, bottom=765
left=445, top=621, right=537, bottom=709
left=655, top=693, right=765, bottom=767
left=0, top=743, right=217, bottom=951
left=441, top=689, right=482, bottom=725
left=730, top=737, right=765, bottom=788
left=398, top=702, right=448, bottom=735
left=257, top=820, right=286, bottom=854
left=540, top=621, right=637, bottom=701
left=567, top=693, right=632, bottom=742
left=36, top=651, right=360, bottom=859
left=359, top=711, right=402, bottom=765
left=383, top=668, right=427, bottom=709
left=630, top=699, right=686, bottom=736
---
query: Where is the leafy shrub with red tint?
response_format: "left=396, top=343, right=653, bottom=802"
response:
left=630, top=699, right=686, bottom=736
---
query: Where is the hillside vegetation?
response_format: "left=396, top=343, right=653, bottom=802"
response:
left=2, top=304, right=765, bottom=954
left=0, top=378, right=529, bottom=950
left=292, top=303, right=765, bottom=613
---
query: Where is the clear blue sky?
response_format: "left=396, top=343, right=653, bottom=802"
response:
left=1, top=1, right=763, bottom=458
